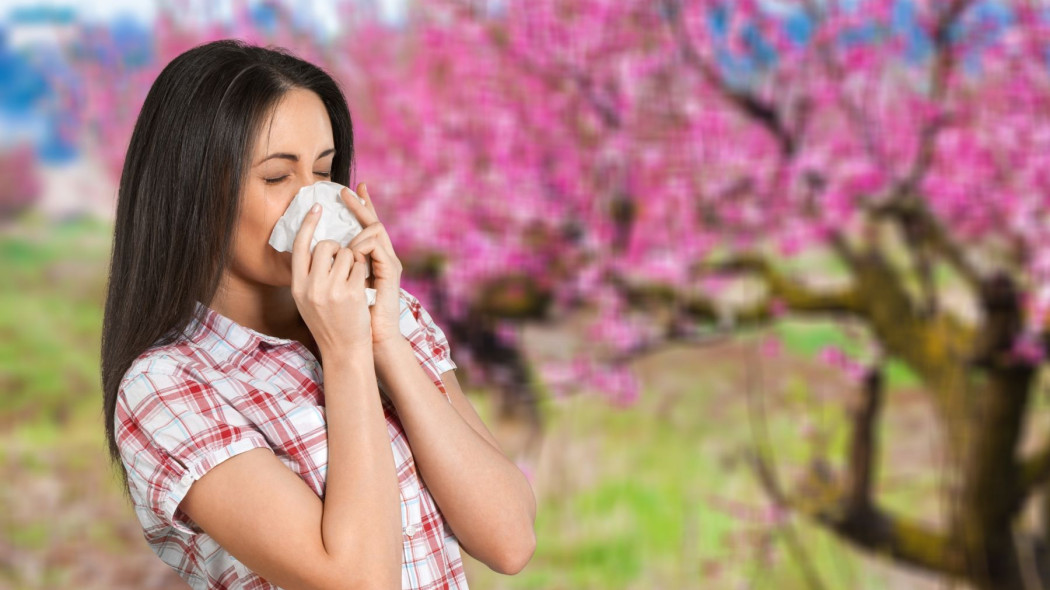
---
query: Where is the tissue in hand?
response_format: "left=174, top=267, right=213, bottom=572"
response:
left=268, top=180, right=377, bottom=306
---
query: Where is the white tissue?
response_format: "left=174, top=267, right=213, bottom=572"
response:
left=268, top=181, right=377, bottom=306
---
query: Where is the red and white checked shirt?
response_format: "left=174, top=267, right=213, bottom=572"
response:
left=114, top=287, right=470, bottom=589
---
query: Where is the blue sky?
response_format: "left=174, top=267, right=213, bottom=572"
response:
left=0, top=0, right=409, bottom=37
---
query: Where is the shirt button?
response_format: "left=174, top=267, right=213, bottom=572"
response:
left=404, top=524, right=418, bottom=537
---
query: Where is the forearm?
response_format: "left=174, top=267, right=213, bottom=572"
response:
left=319, top=348, right=402, bottom=584
left=373, top=338, right=536, bottom=573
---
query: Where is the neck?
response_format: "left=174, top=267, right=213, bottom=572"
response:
left=206, top=272, right=308, bottom=342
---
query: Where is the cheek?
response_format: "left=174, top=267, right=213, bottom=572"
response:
left=248, top=186, right=293, bottom=244
left=262, top=201, right=297, bottom=278
left=238, top=188, right=288, bottom=267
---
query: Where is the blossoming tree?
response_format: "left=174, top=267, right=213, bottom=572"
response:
left=350, top=2, right=1050, bottom=587
left=67, top=1, right=1050, bottom=586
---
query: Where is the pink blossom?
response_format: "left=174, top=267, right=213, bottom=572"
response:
left=760, top=335, right=782, bottom=358
left=768, top=298, right=788, bottom=319
left=1011, top=331, right=1046, bottom=365
left=818, top=346, right=848, bottom=367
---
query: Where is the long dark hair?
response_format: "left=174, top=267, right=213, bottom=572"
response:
left=101, top=39, right=355, bottom=498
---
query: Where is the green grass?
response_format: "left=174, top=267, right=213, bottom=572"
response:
left=460, top=356, right=916, bottom=589
left=772, top=320, right=922, bottom=389
left=0, top=216, right=109, bottom=422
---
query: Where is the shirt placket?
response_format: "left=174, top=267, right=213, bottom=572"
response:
left=385, top=395, right=424, bottom=542
left=402, top=475, right=422, bottom=540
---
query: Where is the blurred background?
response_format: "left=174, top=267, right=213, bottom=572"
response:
left=3, top=0, right=1050, bottom=588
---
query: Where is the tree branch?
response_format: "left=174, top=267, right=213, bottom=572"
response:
left=844, top=369, right=884, bottom=514
left=745, top=434, right=968, bottom=578
left=660, top=0, right=795, bottom=156
left=868, top=192, right=984, bottom=291
left=484, top=21, right=623, bottom=131
left=801, top=0, right=892, bottom=170
left=900, top=0, right=976, bottom=192
left=1018, top=443, right=1050, bottom=502
left=695, top=254, right=862, bottom=316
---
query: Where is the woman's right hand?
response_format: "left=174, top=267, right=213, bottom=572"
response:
left=290, top=203, right=373, bottom=357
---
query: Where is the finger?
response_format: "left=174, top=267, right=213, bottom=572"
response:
left=349, top=228, right=395, bottom=266
left=369, top=241, right=398, bottom=270
left=348, top=210, right=394, bottom=252
left=348, top=250, right=369, bottom=285
left=311, top=239, right=341, bottom=276
left=347, top=223, right=384, bottom=250
left=331, top=246, right=354, bottom=281
left=363, top=186, right=388, bottom=241
left=354, top=242, right=398, bottom=287
left=349, top=236, right=379, bottom=265
left=357, top=182, right=375, bottom=213
left=350, top=231, right=399, bottom=266
left=376, top=224, right=395, bottom=253
left=342, top=185, right=379, bottom=225
left=292, top=204, right=323, bottom=284
left=351, top=234, right=395, bottom=261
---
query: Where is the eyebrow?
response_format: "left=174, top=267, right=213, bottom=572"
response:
left=256, top=148, right=336, bottom=165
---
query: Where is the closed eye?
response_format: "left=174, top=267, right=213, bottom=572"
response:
left=263, top=172, right=331, bottom=185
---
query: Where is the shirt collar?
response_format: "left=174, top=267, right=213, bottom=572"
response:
left=182, top=300, right=299, bottom=361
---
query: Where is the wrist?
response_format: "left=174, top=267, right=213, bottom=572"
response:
left=372, top=335, right=411, bottom=361
left=319, top=342, right=374, bottom=367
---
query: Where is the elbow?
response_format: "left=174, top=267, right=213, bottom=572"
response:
left=493, top=528, right=536, bottom=575
left=336, top=571, right=400, bottom=590
left=496, top=489, right=538, bottom=575
left=325, top=544, right=401, bottom=590
left=325, top=568, right=399, bottom=590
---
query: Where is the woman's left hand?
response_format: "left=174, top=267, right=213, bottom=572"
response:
left=341, top=182, right=404, bottom=348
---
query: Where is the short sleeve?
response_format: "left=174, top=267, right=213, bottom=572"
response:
left=399, top=287, right=458, bottom=376
left=114, top=367, right=274, bottom=536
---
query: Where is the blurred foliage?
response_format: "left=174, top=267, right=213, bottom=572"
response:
left=0, top=146, right=42, bottom=220
left=0, top=212, right=109, bottom=425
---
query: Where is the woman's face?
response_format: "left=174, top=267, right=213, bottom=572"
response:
left=231, top=87, right=335, bottom=288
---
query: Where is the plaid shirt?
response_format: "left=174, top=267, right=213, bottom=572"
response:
left=114, top=287, right=469, bottom=589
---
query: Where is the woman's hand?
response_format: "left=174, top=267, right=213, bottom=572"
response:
left=290, top=203, right=373, bottom=358
left=341, top=182, right=405, bottom=348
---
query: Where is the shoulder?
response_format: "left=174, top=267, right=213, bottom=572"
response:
left=115, top=346, right=274, bottom=536
left=114, top=342, right=260, bottom=466
left=117, top=345, right=213, bottom=412
left=121, top=335, right=212, bottom=386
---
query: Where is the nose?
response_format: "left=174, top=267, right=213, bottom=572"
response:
left=290, top=164, right=319, bottom=195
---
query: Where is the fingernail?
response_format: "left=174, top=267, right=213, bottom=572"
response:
left=311, top=203, right=321, bottom=214
left=361, top=183, right=367, bottom=193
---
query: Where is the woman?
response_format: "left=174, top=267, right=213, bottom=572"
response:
left=100, top=39, right=536, bottom=589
